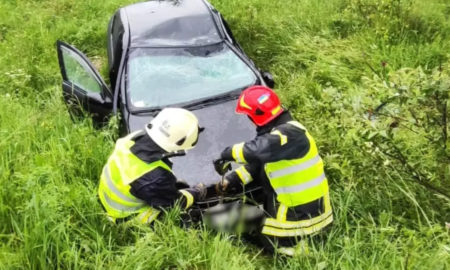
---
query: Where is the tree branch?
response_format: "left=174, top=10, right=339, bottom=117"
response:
left=373, top=140, right=450, bottom=200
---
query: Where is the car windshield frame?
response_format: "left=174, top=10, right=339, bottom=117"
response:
left=124, top=42, right=258, bottom=113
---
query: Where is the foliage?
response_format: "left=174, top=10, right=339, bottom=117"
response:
left=0, top=0, right=449, bottom=269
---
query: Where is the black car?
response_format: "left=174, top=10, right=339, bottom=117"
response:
left=56, top=0, right=274, bottom=186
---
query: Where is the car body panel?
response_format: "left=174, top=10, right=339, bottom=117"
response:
left=127, top=99, right=256, bottom=185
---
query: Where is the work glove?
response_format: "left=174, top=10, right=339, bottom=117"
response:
left=193, top=183, right=207, bottom=200
left=215, top=179, right=230, bottom=195
left=175, top=179, right=190, bottom=190
left=213, top=158, right=231, bottom=176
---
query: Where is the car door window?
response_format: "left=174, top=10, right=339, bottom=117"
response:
left=60, top=46, right=102, bottom=93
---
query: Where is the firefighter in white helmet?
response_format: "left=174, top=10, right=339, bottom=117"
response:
left=98, top=108, right=206, bottom=224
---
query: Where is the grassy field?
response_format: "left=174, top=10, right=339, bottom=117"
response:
left=0, top=0, right=449, bottom=269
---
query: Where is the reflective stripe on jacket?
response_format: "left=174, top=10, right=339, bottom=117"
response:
left=261, top=121, right=332, bottom=237
left=265, top=121, right=329, bottom=207
left=98, top=131, right=171, bottom=222
left=222, top=114, right=333, bottom=237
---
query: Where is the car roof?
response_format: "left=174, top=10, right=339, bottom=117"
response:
left=122, top=0, right=223, bottom=48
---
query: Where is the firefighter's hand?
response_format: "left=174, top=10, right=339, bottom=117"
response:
left=215, top=179, right=230, bottom=195
left=213, top=159, right=231, bottom=176
left=193, top=183, right=207, bottom=200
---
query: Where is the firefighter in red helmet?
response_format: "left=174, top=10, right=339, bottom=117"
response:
left=213, top=86, right=333, bottom=256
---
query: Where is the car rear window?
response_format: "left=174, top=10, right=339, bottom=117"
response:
left=127, top=0, right=222, bottom=47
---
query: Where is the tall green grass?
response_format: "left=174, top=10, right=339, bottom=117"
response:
left=0, top=0, right=449, bottom=269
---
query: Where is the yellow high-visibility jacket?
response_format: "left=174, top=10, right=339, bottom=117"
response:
left=98, top=131, right=195, bottom=224
left=221, top=112, right=333, bottom=238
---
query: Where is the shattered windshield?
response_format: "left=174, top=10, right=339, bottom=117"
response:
left=127, top=43, right=256, bottom=109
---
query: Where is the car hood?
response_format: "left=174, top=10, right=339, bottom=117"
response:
left=127, top=99, right=255, bottom=186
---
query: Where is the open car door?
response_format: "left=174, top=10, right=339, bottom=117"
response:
left=56, top=41, right=113, bottom=124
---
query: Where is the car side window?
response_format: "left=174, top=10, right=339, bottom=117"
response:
left=61, top=47, right=102, bottom=93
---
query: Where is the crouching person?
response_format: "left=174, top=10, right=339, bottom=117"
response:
left=214, top=86, right=333, bottom=256
left=98, top=108, right=206, bottom=224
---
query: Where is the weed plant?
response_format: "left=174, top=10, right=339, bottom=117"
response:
left=0, top=0, right=449, bottom=269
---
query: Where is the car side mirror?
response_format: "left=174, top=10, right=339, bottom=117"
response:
left=262, top=71, right=275, bottom=88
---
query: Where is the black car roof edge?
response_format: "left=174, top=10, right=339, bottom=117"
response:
left=112, top=8, right=131, bottom=115
left=128, top=40, right=225, bottom=49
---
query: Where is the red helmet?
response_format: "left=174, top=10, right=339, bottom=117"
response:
left=235, top=86, right=284, bottom=126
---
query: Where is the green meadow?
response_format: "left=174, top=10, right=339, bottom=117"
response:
left=0, top=0, right=448, bottom=269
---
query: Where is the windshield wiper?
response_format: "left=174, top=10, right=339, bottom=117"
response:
left=131, top=87, right=246, bottom=114
left=184, top=90, right=243, bottom=110
left=132, top=107, right=162, bottom=115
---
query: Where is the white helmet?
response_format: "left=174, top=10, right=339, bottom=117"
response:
left=146, top=108, right=201, bottom=152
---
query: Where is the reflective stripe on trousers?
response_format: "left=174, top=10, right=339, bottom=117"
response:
left=179, top=190, right=194, bottom=209
left=106, top=207, right=161, bottom=225
left=135, top=207, right=161, bottom=224
left=262, top=193, right=333, bottom=237
left=261, top=214, right=333, bottom=237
